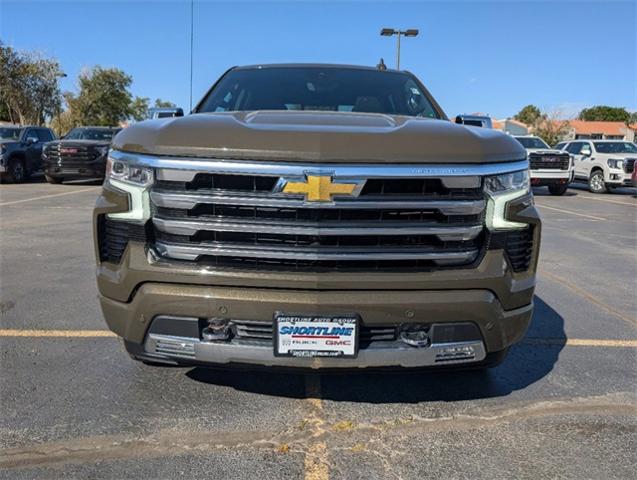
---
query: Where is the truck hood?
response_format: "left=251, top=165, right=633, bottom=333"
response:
left=112, top=111, right=526, bottom=164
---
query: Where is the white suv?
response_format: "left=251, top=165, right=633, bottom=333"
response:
left=562, top=140, right=637, bottom=193
left=514, top=136, right=573, bottom=195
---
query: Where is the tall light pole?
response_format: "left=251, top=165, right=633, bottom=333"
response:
left=189, top=0, right=194, bottom=112
left=380, top=28, right=419, bottom=69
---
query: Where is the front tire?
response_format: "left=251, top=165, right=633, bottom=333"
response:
left=45, top=174, right=62, bottom=184
left=588, top=170, right=607, bottom=193
left=6, top=158, right=26, bottom=183
left=548, top=184, right=568, bottom=195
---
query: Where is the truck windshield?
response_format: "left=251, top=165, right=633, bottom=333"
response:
left=515, top=137, right=550, bottom=149
left=64, top=128, right=118, bottom=141
left=0, top=127, right=22, bottom=140
left=593, top=142, right=637, bottom=154
left=197, top=67, right=442, bottom=119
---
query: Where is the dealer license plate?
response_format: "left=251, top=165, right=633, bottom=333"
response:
left=274, top=313, right=359, bottom=358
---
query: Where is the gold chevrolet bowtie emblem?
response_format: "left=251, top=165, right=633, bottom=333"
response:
left=281, top=175, right=360, bottom=202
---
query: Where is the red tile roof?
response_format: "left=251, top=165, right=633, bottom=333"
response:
left=567, top=120, right=630, bottom=135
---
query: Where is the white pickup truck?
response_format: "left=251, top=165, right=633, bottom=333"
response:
left=556, top=140, right=637, bottom=193
left=514, top=136, right=573, bottom=195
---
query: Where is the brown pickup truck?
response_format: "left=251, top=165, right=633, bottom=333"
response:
left=93, top=64, right=540, bottom=370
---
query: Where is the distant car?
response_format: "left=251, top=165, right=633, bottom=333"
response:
left=561, top=140, right=637, bottom=193
left=0, top=126, right=56, bottom=183
left=514, top=135, right=573, bottom=195
left=42, top=126, right=121, bottom=183
left=148, top=107, right=184, bottom=119
left=454, top=114, right=492, bottom=128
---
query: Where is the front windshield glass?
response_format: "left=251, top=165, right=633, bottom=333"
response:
left=515, top=137, right=550, bottom=149
left=197, top=67, right=441, bottom=118
left=0, top=127, right=22, bottom=140
left=65, top=128, right=118, bottom=141
left=593, top=142, right=637, bottom=154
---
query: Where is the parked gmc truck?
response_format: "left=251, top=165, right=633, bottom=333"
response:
left=93, top=64, right=541, bottom=370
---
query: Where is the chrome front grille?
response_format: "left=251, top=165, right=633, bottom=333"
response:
left=529, top=153, right=570, bottom=170
left=44, top=143, right=101, bottom=164
left=623, top=158, right=635, bottom=174
left=146, top=159, right=503, bottom=272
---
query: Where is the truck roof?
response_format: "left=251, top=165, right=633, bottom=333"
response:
left=233, top=63, right=405, bottom=73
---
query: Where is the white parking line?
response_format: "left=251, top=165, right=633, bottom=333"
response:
left=536, top=204, right=606, bottom=221
left=541, top=270, right=637, bottom=327
left=0, top=187, right=98, bottom=206
left=572, top=193, right=636, bottom=207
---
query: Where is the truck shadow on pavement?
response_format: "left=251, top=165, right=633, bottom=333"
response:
left=186, top=296, right=565, bottom=403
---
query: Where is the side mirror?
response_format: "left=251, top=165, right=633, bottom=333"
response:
left=25, top=136, right=38, bottom=145
left=581, top=149, right=591, bottom=157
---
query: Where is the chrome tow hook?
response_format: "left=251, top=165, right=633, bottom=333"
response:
left=202, top=318, right=230, bottom=342
left=399, top=328, right=430, bottom=348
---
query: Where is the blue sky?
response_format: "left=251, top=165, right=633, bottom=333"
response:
left=1, top=0, right=635, bottom=119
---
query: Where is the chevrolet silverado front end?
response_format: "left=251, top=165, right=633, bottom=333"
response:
left=93, top=64, right=541, bottom=370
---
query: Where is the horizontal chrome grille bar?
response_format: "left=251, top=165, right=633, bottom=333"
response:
left=150, top=191, right=486, bottom=215
left=110, top=150, right=528, bottom=179
left=154, top=241, right=479, bottom=263
left=153, top=217, right=483, bottom=241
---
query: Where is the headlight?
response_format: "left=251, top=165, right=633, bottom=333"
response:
left=105, top=153, right=153, bottom=222
left=0, top=143, right=6, bottom=155
left=484, top=170, right=529, bottom=195
left=106, top=155, right=153, bottom=187
left=607, top=159, right=624, bottom=169
left=484, top=170, right=530, bottom=230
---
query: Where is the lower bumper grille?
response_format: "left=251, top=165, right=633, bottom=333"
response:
left=231, top=319, right=397, bottom=345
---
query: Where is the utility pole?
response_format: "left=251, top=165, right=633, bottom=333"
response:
left=380, top=28, right=419, bottom=70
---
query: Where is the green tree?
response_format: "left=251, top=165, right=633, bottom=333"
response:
left=65, top=66, right=133, bottom=126
left=154, top=98, right=176, bottom=108
left=0, top=42, right=63, bottom=125
left=629, top=111, right=637, bottom=125
left=532, top=113, right=570, bottom=147
left=128, top=97, right=176, bottom=122
left=130, top=96, right=150, bottom=122
left=578, top=106, right=630, bottom=123
left=514, top=104, right=541, bottom=126
left=0, top=101, right=10, bottom=122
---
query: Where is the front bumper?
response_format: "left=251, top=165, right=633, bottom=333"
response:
left=43, top=157, right=107, bottom=179
left=529, top=169, right=572, bottom=186
left=101, top=283, right=533, bottom=369
left=605, top=171, right=635, bottom=186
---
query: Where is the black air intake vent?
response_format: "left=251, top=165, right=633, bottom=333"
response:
left=504, top=227, right=534, bottom=272
left=98, top=217, right=150, bottom=263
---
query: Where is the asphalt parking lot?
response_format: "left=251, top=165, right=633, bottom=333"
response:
left=0, top=179, right=636, bottom=479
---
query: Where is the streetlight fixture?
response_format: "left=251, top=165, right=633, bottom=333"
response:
left=380, top=28, right=419, bottom=69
